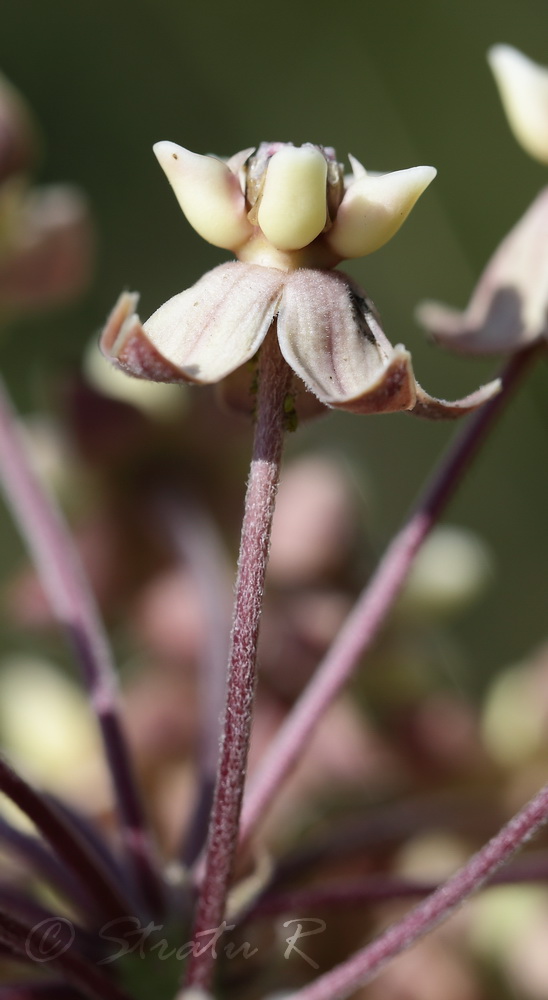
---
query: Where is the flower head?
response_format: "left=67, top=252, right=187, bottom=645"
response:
left=101, top=141, right=498, bottom=418
left=0, top=73, right=93, bottom=314
left=418, top=47, right=548, bottom=355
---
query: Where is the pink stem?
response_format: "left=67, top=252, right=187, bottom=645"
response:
left=240, top=346, right=538, bottom=845
left=287, top=781, right=548, bottom=1000
left=184, top=330, right=292, bottom=990
left=0, top=376, right=163, bottom=916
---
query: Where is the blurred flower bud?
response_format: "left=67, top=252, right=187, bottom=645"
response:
left=481, top=664, right=546, bottom=767
left=488, top=46, right=548, bottom=164
left=0, top=185, right=93, bottom=311
left=0, top=72, right=36, bottom=186
left=398, top=526, right=492, bottom=618
left=0, top=656, right=105, bottom=802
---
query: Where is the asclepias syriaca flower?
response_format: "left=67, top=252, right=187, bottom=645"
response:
left=418, top=47, right=548, bottom=355
left=100, top=142, right=499, bottom=418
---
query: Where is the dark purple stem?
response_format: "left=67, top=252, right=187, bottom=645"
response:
left=0, top=986, right=82, bottom=1000
left=240, top=346, right=539, bottom=845
left=240, top=851, right=548, bottom=919
left=287, top=781, right=548, bottom=1000
left=0, top=756, right=130, bottom=922
left=0, top=908, right=133, bottom=1000
left=185, top=330, right=292, bottom=990
left=0, top=376, right=163, bottom=916
left=0, top=815, right=93, bottom=913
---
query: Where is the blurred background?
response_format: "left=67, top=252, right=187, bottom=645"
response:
left=0, top=0, right=547, bottom=694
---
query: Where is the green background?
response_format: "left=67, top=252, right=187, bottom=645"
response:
left=0, top=0, right=547, bottom=692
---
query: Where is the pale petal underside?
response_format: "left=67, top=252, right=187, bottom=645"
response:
left=418, top=188, right=548, bottom=354
left=277, top=269, right=416, bottom=413
left=142, top=262, right=285, bottom=383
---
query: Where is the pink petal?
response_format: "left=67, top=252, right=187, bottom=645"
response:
left=277, top=269, right=416, bottom=413
left=418, top=188, right=548, bottom=354
left=142, top=262, right=284, bottom=383
left=410, top=379, right=501, bottom=419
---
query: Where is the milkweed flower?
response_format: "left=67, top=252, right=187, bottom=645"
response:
left=0, top=72, right=93, bottom=314
left=418, top=48, right=548, bottom=355
left=101, top=142, right=498, bottom=417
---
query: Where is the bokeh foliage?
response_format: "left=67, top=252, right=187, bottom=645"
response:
left=0, top=0, right=547, bottom=687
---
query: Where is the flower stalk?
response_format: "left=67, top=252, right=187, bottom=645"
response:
left=286, top=780, right=548, bottom=1000
left=240, top=343, right=541, bottom=846
left=185, top=329, right=292, bottom=990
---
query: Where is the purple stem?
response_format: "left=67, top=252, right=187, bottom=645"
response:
left=159, top=493, right=233, bottom=866
left=0, top=376, right=163, bottom=916
left=45, top=794, right=135, bottom=891
left=241, top=850, right=548, bottom=919
left=0, top=987, right=82, bottom=1000
left=0, top=756, right=130, bottom=922
left=0, top=907, right=133, bottom=1000
left=272, top=790, right=501, bottom=885
left=240, top=346, right=539, bottom=845
left=287, top=781, right=548, bottom=1000
left=185, top=330, right=292, bottom=990
left=0, top=815, right=93, bottom=914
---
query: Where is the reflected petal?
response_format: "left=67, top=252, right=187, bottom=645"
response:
left=418, top=188, right=548, bottom=354
left=218, top=337, right=327, bottom=421
left=410, top=379, right=501, bottom=420
left=277, top=269, right=416, bottom=413
left=143, top=262, right=285, bottom=383
left=100, top=291, right=186, bottom=383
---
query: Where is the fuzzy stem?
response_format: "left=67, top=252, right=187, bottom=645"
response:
left=0, top=376, right=163, bottom=916
left=240, top=346, right=539, bottom=845
left=287, top=781, right=548, bottom=1000
left=185, top=330, right=292, bottom=990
